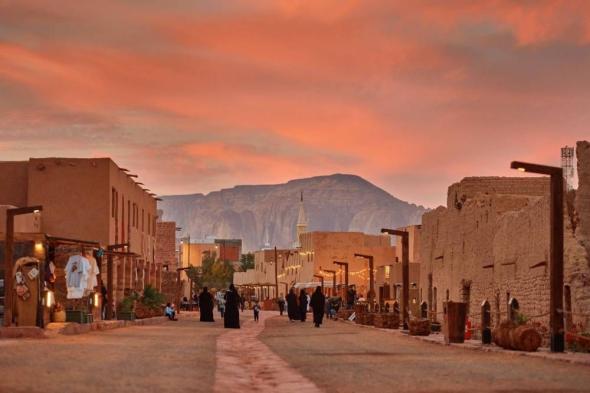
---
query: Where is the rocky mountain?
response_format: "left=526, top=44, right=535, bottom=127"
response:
left=158, top=174, right=428, bottom=252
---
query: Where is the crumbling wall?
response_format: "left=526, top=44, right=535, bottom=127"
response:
left=421, top=146, right=590, bottom=335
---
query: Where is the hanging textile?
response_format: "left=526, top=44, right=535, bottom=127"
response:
left=65, top=255, right=91, bottom=299
left=84, top=255, right=100, bottom=296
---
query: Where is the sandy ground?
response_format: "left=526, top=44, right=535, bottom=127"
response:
left=259, top=316, right=590, bottom=393
left=0, top=313, right=223, bottom=393
left=1, top=312, right=590, bottom=393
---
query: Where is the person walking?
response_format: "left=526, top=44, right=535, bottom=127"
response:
left=253, top=302, right=261, bottom=322
left=278, top=296, right=286, bottom=316
left=224, top=284, right=240, bottom=329
left=198, top=287, right=215, bottom=322
left=299, top=289, right=308, bottom=322
left=310, top=286, right=326, bottom=327
left=286, top=288, right=299, bottom=322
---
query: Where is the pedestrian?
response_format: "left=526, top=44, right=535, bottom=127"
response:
left=165, top=303, right=177, bottom=321
left=224, top=284, right=240, bottom=329
left=218, top=297, right=225, bottom=318
left=278, top=296, right=286, bottom=316
left=198, top=287, right=215, bottom=322
left=310, top=286, right=326, bottom=327
left=253, top=302, right=261, bottom=322
left=240, top=294, right=246, bottom=312
left=299, top=289, right=308, bottom=322
left=286, top=288, right=299, bottom=322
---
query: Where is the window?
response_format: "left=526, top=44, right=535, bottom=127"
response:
left=384, top=265, right=390, bottom=280
left=142, top=209, right=145, bottom=232
left=111, top=188, right=117, bottom=218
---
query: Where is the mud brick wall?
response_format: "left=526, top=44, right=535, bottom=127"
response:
left=420, top=146, right=590, bottom=335
left=156, top=221, right=177, bottom=270
left=161, top=271, right=179, bottom=304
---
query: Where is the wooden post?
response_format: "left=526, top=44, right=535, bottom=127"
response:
left=3, top=206, right=43, bottom=327
left=368, top=256, right=375, bottom=312
left=401, top=233, right=409, bottom=330
left=3, top=212, right=14, bottom=327
left=511, top=161, right=565, bottom=352
left=106, top=253, right=114, bottom=320
left=550, top=170, right=565, bottom=352
left=274, top=247, right=278, bottom=300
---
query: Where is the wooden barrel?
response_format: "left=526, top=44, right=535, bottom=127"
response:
left=492, top=320, right=515, bottom=349
left=409, top=318, right=431, bottom=336
left=510, top=325, right=542, bottom=352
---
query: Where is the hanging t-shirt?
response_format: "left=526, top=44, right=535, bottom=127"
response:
left=65, top=255, right=90, bottom=299
left=84, top=255, right=100, bottom=296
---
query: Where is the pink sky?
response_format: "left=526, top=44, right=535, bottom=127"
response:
left=0, top=1, right=589, bottom=207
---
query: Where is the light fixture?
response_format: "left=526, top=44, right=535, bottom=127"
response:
left=94, top=293, right=100, bottom=308
left=45, top=290, right=54, bottom=308
left=33, top=209, right=40, bottom=214
left=34, top=241, right=44, bottom=253
left=517, top=167, right=526, bottom=172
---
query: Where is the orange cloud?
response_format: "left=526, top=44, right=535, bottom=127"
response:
left=0, top=1, right=588, bottom=206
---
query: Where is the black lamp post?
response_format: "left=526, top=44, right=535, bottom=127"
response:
left=354, top=253, right=375, bottom=312
left=511, top=161, right=564, bottom=352
left=381, top=228, right=410, bottom=329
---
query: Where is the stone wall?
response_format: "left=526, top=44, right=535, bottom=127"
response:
left=155, top=221, right=177, bottom=270
left=420, top=150, right=590, bottom=335
left=160, top=271, right=179, bottom=304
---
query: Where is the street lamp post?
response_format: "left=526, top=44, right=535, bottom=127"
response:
left=333, top=261, right=349, bottom=298
left=274, top=246, right=279, bottom=300
left=381, top=228, right=410, bottom=329
left=511, top=160, right=564, bottom=352
left=313, top=274, right=324, bottom=289
left=3, top=205, right=43, bottom=327
left=354, top=253, right=375, bottom=312
left=322, top=269, right=336, bottom=297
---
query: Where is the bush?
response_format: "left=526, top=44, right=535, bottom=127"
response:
left=118, top=293, right=138, bottom=313
left=141, top=285, right=165, bottom=310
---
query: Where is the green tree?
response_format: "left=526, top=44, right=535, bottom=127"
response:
left=240, top=253, right=255, bottom=272
left=189, top=252, right=234, bottom=290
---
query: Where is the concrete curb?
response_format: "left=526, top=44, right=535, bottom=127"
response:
left=0, top=326, right=48, bottom=339
left=338, top=319, right=590, bottom=367
left=45, top=315, right=187, bottom=337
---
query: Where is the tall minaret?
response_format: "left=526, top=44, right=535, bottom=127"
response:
left=295, top=191, right=308, bottom=247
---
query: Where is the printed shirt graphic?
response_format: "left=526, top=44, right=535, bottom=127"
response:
left=65, top=255, right=91, bottom=299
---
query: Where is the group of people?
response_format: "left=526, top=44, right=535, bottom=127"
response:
left=285, top=286, right=326, bottom=328
left=166, top=284, right=331, bottom=329
left=198, top=284, right=241, bottom=328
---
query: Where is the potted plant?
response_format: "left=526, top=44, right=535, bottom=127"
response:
left=117, top=294, right=137, bottom=321
left=135, top=285, right=166, bottom=319
left=52, top=302, right=66, bottom=323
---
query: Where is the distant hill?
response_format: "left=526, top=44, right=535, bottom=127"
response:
left=158, top=174, right=428, bottom=252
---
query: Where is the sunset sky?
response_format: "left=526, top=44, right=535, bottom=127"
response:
left=1, top=1, right=589, bottom=207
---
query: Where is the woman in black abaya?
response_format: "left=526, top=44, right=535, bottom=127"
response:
left=310, top=286, right=326, bottom=327
left=223, top=284, right=240, bottom=329
left=286, top=288, right=299, bottom=322
left=199, top=287, right=215, bottom=322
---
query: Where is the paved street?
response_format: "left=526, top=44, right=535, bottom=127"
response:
left=0, top=312, right=589, bottom=393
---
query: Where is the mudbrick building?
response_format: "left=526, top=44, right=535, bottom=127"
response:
left=0, top=157, right=161, bottom=323
left=420, top=141, right=590, bottom=336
